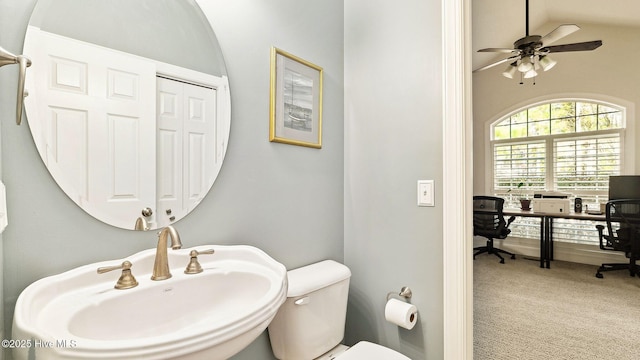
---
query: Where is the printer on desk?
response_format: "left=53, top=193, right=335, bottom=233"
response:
left=531, top=191, right=571, bottom=213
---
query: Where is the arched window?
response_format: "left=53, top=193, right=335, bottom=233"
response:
left=492, top=100, right=624, bottom=201
left=490, top=99, right=625, bottom=244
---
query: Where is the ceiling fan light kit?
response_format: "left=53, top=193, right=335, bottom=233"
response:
left=517, top=57, right=533, bottom=72
left=475, top=0, right=602, bottom=84
left=538, top=55, right=556, bottom=71
left=502, top=65, right=518, bottom=79
left=503, top=53, right=554, bottom=80
left=523, top=68, right=537, bottom=79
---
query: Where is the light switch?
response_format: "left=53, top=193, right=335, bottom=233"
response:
left=417, top=180, right=434, bottom=207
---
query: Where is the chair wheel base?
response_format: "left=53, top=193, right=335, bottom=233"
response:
left=596, top=263, right=638, bottom=279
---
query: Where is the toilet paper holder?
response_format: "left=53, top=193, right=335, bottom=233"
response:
left=386, top=286, right=412, bottom=302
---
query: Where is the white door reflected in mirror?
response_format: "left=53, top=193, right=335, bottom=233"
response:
left=22, top=0, right=230, bottom=230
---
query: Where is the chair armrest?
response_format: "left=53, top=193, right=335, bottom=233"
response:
left=506, top=216, right=516, bottom=228
left=595, top=224, right=607, bottom=250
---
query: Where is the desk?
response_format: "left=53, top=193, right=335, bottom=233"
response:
left=503, top=209, right=606, bottom=268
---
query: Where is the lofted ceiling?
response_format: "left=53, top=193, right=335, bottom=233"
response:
left=472, top=0, right=640, bottom=71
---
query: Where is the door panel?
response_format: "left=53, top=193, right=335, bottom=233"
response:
left=156, top=77, right=216, bottom=227
left=27, top=28, right=156, bottom=229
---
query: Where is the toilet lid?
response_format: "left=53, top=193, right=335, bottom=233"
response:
left=337, top=341, right=411, bottom=360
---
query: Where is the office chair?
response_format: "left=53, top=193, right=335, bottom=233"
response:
left=595, top=199, right=640, bottom=278
left=473, top=196, right=516, bottom=264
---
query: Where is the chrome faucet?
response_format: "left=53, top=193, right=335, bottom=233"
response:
left=151, top=226, right=182, bottom=280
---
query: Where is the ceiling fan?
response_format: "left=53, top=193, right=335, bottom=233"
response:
left=474, top=0, right=603, bottom=81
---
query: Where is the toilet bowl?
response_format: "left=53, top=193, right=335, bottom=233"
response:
left=317, top=342, right=410, bottom=360
left=267, top=260, right=411, bottom=360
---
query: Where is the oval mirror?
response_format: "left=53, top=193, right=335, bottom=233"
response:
left=23, top=0, right=231, bottom=231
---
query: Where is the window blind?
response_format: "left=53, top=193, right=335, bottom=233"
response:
left=493, top=141, right=546, bottom=191
left=553, top=134, right=621, bottom=192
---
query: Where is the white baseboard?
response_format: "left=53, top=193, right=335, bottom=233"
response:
left=473, top=236, right=626, bottom=266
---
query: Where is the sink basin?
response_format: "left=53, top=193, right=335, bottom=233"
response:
left=12, top=245, right=287, bottom=360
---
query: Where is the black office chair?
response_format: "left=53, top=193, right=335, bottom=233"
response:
left=595, top=199, right=640, bottom=278
left=473, top=196, right=516, bottom=264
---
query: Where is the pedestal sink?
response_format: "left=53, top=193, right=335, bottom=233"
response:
left=12, top=245, right=287, bottom=360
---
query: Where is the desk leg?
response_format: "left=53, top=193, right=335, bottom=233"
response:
left=549, top=218, right=554, bottom=262
left=544, top=217, right=552, bottom=269
left=539, top=217, right=545, bottom=268
left=630, top=231, right=639, bottom=276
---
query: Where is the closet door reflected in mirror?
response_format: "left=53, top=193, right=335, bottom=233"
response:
left=156, top=77, right=218, bottom=229
left=22, top=0, right=230, bottom=230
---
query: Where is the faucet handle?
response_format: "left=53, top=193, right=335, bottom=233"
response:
left=97, top=260, right=139, bottom=290
left=184, top=249, right=215, bottom=274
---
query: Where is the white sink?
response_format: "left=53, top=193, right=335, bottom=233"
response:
left=12, top=245, right=287, bottom=360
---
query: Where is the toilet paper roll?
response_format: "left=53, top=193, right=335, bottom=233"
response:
left=384, top=298, right=418, bottom=330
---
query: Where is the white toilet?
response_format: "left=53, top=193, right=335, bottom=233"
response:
left=268, top=260, right=411, bottom=360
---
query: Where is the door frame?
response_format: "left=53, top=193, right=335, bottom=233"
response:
left=442, top=0, right=473, bottom=358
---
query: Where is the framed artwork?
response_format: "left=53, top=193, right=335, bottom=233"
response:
left=269, top=47, right=323, bottom=148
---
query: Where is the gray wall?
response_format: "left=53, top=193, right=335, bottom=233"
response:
left=1, top=0, right=446, bottom=359
left=344, top=1, right=444, bottom=359
left=28, top=0, right=226, bottom=77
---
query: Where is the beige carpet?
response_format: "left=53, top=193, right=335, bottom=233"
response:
left=474, top=254, right=640, bottom=359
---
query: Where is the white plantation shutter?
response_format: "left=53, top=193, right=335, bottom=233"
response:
left=493, top=141, right=546, bottom=192
left=553, top=134, right=621, bottom=193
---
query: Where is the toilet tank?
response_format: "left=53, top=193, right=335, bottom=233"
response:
left=268, top=260, right=351, bottom=360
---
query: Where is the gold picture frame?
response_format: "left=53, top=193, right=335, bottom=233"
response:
left=269, top=47, right=323, bottom=148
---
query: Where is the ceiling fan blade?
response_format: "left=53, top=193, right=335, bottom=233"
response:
left=473, top=56, right=519, bottom=73
left=477, top=48, right=518, bottom=54
left=540, top=24, right=580, bottom=46
left=542, top=40, right=603, bottom=53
